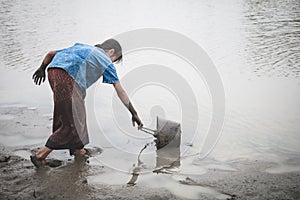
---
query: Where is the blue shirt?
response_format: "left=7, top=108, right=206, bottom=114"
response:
left=48, top=43, right=119, bottom=91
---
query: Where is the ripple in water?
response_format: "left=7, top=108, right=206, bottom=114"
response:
left=0, top=0, right=77, bottom=72
left=243, top=0, right=300, bottom=77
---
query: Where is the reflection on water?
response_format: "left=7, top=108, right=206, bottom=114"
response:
left=243, top=0, right=300, bottom=77
left=127, top=120, right=181, bottom=185
left=127, top=143, right=152, bottom=186
left=154, top=146, right=181, bottom=174
left=153, top=117, right=181, bottom=173
left=120, top=136, right=232, bottom=199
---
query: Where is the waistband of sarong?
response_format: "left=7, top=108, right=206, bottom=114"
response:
left=48, top=67, right=86, bottom=98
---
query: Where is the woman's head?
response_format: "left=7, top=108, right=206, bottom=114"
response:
left=95, top=39, right=122, bottom=63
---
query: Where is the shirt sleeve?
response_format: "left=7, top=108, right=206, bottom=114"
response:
left=102, top=63, right=120, bottom=84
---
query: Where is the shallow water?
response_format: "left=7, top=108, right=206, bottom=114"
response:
left=1, top=0, right=300, bottom=199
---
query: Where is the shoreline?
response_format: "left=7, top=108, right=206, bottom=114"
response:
left=1, top=148, right=299, bottom=200
left=0, top=106, right=300, bottom=199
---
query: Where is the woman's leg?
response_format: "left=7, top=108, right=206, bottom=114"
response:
left=46, top=68, right=89, bottom=151
left=30, top=146, right=52, bottom=167
left=35, top=146, right=53, bottom=160
left=74, top=148, right=86, bottom=155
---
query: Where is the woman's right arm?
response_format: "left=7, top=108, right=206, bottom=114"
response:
left=32, top=51, right=56, bottom=85
left=113, top=82, right=143, bottom=127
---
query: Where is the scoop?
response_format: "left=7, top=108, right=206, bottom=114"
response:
left=139, top=116, right=181, bottom=149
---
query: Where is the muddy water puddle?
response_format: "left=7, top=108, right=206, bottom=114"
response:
left=87, top=142, right=236, bottom=200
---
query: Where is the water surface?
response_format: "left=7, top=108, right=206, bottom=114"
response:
left=1, top=0, right=299, bottom=199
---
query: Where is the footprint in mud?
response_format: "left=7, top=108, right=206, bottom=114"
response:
left=45, top=159, right=64, bottom=168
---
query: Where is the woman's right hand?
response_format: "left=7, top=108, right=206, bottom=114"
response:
left=132, top=113, right=143, bottom=128
left=32, top=67, right=46, bottom=85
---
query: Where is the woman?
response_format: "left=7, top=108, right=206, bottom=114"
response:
left=31, top=39, right=143, bottom=168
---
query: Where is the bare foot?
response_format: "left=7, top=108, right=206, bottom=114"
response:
left=35, top=146, right=53, bottom=160
left=30, top=155, right=46, bottom=168
left=75, top=148, right=86, bottom=156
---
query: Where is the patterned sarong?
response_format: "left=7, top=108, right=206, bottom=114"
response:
left=46, top=68, right=89, bottom=152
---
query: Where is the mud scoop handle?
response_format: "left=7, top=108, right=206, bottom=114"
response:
left=139, top=127, right=157, bottom=137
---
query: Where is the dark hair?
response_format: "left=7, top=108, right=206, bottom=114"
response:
left=95, top=39, right=122, bottom=63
